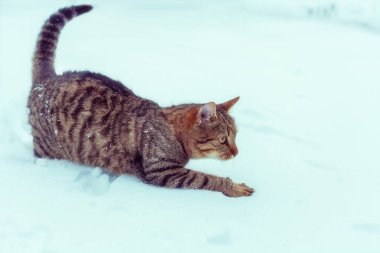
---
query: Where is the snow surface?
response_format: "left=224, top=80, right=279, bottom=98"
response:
left=1, top=0, right=380, bottom=252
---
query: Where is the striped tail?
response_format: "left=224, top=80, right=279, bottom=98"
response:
left=32, top=5, right=93, bottom=83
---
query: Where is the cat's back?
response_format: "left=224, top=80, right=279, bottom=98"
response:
left=56, top=71, right=135, bottom=98
left=29, top=71, right=140, bottom=128
left=51, top=71, right=161, bottom=122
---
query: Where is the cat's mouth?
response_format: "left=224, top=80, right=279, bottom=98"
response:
left=220, top=154, right=235, bottom=160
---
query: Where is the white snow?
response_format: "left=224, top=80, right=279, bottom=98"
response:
left=1, top=0, right=380, bottom=252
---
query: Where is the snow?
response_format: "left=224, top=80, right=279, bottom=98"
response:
left=1, top=0, right=380, bottom=252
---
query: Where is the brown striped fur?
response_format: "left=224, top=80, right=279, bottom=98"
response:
left=28, top=5, right=254, bottom=197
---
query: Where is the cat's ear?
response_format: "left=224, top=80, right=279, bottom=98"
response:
left=197, top=102, right=217, bottom=125
left=219, top=96, right=240, bottom=112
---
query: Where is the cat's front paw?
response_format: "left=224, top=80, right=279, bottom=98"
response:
left=223, top=182, right=254, bottom=197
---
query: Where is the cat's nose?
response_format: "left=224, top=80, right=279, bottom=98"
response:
left=230, top=144, right=238, bottom=156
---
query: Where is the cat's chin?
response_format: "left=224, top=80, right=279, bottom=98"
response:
left=204, top=152, right=234, bottom=161
left=203, top=152, right=220, bottom=160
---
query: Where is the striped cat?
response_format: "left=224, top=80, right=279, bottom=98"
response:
left=28, top=5, right=254, bottom=197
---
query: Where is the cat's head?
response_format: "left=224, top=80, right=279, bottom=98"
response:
left=188, top=97, right=240, bottom=160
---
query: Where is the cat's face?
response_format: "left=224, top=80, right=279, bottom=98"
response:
left=189, top=97, right=239, bottom=160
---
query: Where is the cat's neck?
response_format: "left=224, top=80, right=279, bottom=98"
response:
left=162, top=106, right=198, bottom=159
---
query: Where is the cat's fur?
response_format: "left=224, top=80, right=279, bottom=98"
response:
left=28, top=5, right=254, bottom=197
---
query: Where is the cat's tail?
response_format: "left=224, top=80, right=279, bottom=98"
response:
left=32, top=5, right=93, bottom=84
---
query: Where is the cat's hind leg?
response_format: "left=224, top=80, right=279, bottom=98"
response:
left=32, top=136, right=55, bottom=159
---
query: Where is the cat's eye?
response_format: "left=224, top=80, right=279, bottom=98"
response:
left=219, top=136, right=227, bottom=144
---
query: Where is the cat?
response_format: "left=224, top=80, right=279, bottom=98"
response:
left=28, top=5, right=254, bottom=197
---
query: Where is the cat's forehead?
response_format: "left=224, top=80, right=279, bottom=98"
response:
left=215, top=109, right=236, bottom=135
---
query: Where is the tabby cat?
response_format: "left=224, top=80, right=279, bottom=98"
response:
left=28, top=5, right=254, bottom=197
